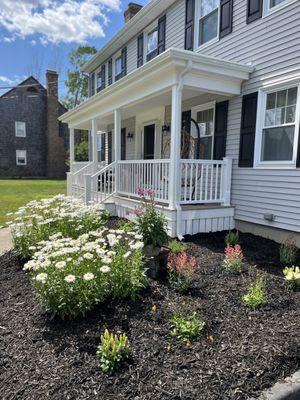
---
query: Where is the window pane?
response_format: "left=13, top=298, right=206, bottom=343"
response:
left=199, top=136, right=212, bottom=159
left=201, top=0, right=218, bottom=16
left=276, top=90, right=287, bottom=107
left=285, top=106, right=296, bottom=123
left=147, top=30, right=158, bottom=54
left=261, top=126, right=294, bottom=161
left=270, top=0, right=286, bottom=8
left=97, top=72, right=102, bottom=88
left=287, top=87, right=297, bottom=106
left=199, top=9, right=218, bottom=45
left=197, top=108, right=214, bottom=136
left=266, top=92, right=276, bottom=110
left=115, top=57, right=122, bottom=76
left=265, top=109, right=276, bottom=126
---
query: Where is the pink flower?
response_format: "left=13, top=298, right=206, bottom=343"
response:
left=134, top=208, right=144, bottom=218
left=136, top=187, right=144, bottom=197
left=167, top=251, right=196, bottom=277
left=224, top=244, right=243, bottom=262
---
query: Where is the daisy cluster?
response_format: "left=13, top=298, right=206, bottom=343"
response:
left=7, top=195, right=108, bottom=259
left=24, top=228, right=147, bottom=319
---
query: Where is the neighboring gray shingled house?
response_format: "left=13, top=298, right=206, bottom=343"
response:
left=0, top=70, right=69, bottom=179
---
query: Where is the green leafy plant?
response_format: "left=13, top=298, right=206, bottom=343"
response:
left=171, top=312, right=205, bottom=340
left=118, top=220, right=137, bottom=233
left=280, top=236, right=297, bottom=266
left=167, top=251, right=196, bottom=293
left=283, top=266, right=300, bottom=291
left=7, top=195, right=109, bottom=259
left=23, top=229, right=147, bottom=319
left=241, top=276, right=267, bottom=309
left=134, top=188, right=168, bottom=249
left=97, top=329, right=130, bottom=373
left=225, top=230, right=240, bottom=246
left=168, top=240, right=187, bottom=254
left=223, top=244, right=243, bottom=274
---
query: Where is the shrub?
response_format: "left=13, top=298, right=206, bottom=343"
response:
left=283, top=266, right=300, bottom=291
left=280, top=236, right=297, bottom=266
left=167, top=252, right=196, bottom=293
left=118, top=220, right=137, bottom=233
left=97, top=329, right=130, bottom=373
left=168, top=240, right=187, bottom=254
left=225, top=230, right=240, bottom=246
left=223, top=244, right=243, bottom=274
left=7, top=195, right=109, bottom=259
left=134, top=188, right=168, bottom=249
left=23, top=229, right=147, bottom=319
left=171, top=312, right=205, bottom=340
left=241, top=276, right=267, bottom=309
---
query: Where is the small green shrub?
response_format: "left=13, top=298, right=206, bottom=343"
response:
left=168, top=240, right=187, bottom=254
left=167, top=252, right=196, bottom=293
left=283, top=266, right=300, bottom=291
left=223, top=244, right=243, bottom=274
left=225, top=230, right=240, bottom=246
left=241, top=276, right=267, bottom=309
left=118, top=220, right=137, bottom=233
left=280, top=236, right=297, bottom=266
left=97, top=329, right=130, bottom=373
left=171, top=312, right=205, bottom=340
left=7, top=195, right=108, bottom=259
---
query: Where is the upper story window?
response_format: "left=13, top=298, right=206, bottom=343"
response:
left=147, top=29, right=158, bottom=56
left=254, top=83, right=300, bottom=168
left=16, top=150, right=27, bottom=166
left=96, top=71, right=103, bottom=91
left=247, top=0, right=296, bottom=23
left=115, top=56, right=122, bottom=80
left=198, top=0, right=219, bottom=46
left=15, top=121, right=26, bottom=138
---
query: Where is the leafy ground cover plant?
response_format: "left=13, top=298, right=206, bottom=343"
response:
left=118, top=220, right=137, bottom=233
left=241, top=276, right=267, bottom=309
left=171, top=312, right=205, bottom=341
left=168, top=240, right=187, bottom=254
left=167, top=251, right=196, bottom=293
left=280, top=236, right=297, bottom=266
left=97, top=329, right=130, bottom=373
left=223, top=244, right=243, bottom=274
left=225, top=230, right=240, bottom=246
left=283, top=266, right=300, bottom=291
left=23, top=228, right=147, bottom=319
left=7, top=195, right=108, bottom=259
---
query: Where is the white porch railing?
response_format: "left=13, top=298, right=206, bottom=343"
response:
left=90, top=162, right=117, bottom=204
left=117, top=160, right=170, bottom=203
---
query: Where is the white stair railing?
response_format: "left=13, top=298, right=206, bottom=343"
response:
left=86, top=162, right=117, bottom=204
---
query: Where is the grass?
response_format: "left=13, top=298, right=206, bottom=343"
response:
left=0, top=180, right=66, bottom=226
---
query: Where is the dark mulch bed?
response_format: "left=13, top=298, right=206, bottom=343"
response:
left=1, top=231, right=300, bottom=400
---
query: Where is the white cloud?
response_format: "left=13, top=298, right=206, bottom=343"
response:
left=0, top=0, right=121, bottom=44
left=0, top=76, right=14, bottom=84
left=0, top=75, right=28, bottom=87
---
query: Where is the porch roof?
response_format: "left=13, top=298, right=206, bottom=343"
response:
left=59, top=48, right=253, bottom=128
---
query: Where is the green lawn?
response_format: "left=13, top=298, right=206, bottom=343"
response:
left=0, top=180, right=66, bottom=226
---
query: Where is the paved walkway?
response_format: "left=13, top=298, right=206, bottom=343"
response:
left=0, top=228, right=13, bottom=256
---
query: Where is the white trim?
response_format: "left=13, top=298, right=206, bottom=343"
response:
left=254, top=80, right=300, bottom=169
left=194, top=0, right=220, bottom=51
left=15, top=121, right=26, bottom=138
left=263, top=0, right=298, bottom=17
left=16, top=149, right=27, bottom=166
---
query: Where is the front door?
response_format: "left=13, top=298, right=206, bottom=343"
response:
left=143, top=124, right=155, bottom=160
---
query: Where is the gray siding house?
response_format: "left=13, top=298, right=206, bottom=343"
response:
left=60, top=0, right=300, bottom=244
left=0, top=71, right=69, bottom=179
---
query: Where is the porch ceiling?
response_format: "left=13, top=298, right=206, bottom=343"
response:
left=60, top=48, right=253, bottom=129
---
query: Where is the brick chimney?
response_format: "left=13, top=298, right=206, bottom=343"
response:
left=46, top=69, right=67, bottom=179
left=124, top=3, right=143, bottom=23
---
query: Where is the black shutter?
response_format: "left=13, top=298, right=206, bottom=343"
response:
left=101, top=64, right=106, bottom=90
left=214, top=101, right=229, bottom=160
left=121, top=128, right=126, bottom=161
left=247, top=0, right=263, bottom=24
left=108, top=59, right=113, bottom=86
left=107, top=132, right=112, bottom=164
left=121, top=47, right=127, bottom=78
left=239, top=92, right=258, bottom=167
left=220, top=0, right=233, bottom=38
left=158, top=15, right=166, bottom=55
left=90, top=72, right=95, bottom=96
left=185, top=0, right=195, bottom=50
left=137, top=34, right=144, bottom=68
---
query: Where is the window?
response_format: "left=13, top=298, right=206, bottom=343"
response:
left=15, top=121, right=26, bottom=137
left=115, top=56, right=122, bottom=79
left=270, top=0, right=286, bottom=7
left=147, top=29, right=158, bottom=55
left=97, top=133, right=106, bottom=162
left=255, top=83, right=300, bottom=167
left=96, top=71, right=102, bottom=91
left=16, top=150, right=27, bottom=165
left=263, top=0, right=296, bottom=16
left=192, top=102, right=215, bottom=159
left=197, top=0, right=219, bottom=46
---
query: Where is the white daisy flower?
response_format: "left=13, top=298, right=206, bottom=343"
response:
left=83, top=272, right=95, bottom=281
left=100, top=266, right=110, bottom=273
left=35, top=273, right=48, bottom=284
left=83, top=252, right=94, bottom=260
left=56, top=261, right=66, bottom=270
left=64, top=274, right=76, bottom=283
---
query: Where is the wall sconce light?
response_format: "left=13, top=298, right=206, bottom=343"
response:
left=127, top=132, right=134, bottom=141
left=162, top=123, right=170, bottom=133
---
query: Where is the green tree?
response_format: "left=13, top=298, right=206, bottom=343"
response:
left=63, top=46, right=97, bottom=109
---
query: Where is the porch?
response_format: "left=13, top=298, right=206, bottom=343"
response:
left=60, top=49, right=252, bottom=237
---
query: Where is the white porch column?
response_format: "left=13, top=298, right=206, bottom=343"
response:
left=169, top=84, right=183, bottom=209
left=69, top=127, right=75, bottom=174
left=222, top=157, right=233, bottom=206
left=114, top=109, right=121, bottom=192
left=92, top=119, right=98, bottom=173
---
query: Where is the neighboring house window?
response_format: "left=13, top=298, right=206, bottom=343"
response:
left=115, top=56, right=122, bottom=80
left=15, top=121, right=26, bottom=137
left=192, top=102, right=216, bottom=159
left=254, top=83, right=300, bottom=167
left=147, top=28, right=158, bottom=58
left=196, top=0, right=219, bottom=46
left=16, top=150, right=27, bottom=165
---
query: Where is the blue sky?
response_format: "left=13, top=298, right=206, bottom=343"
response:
left=0, top=0, right=149, bottom=97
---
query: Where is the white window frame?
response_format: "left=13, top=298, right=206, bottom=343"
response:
left=114, top=54, right=122, bottom=81
left=15, top=121, right=26, bottom=138
left=195, top=0, right=220, bottom=51
left=263, top=0, right=297, bottom=17
left=16, top=150, right=27, bottom=166
left=143, top=21, right=159, bottom=61
left=146, top=28, right=158, bottom=55
left=191, top=101, right=216, bottom=160
left=254, top=81, right=300, bottom=169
